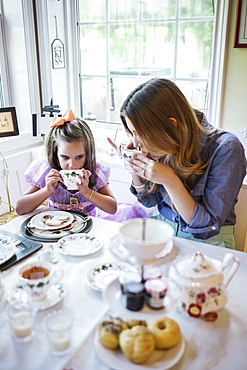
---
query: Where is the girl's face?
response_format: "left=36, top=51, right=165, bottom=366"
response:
left=57, top=140, right=86, bottom=170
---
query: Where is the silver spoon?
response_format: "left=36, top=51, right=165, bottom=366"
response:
left=142, top=218, right=146, bottom=241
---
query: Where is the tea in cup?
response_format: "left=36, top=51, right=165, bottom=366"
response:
left=60, top=169, right=83, bottom=190
left=121, top=149, right=147, bottom=174
left=18, top=260, right=63, bottom=301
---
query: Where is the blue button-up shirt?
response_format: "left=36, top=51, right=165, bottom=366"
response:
left=130, top=113, right=247, bottom=240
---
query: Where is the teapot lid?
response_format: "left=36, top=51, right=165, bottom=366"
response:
left=174, top=252, right=222, bottom=278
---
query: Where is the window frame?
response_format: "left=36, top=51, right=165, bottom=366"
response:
left=74, top=0, right=230, bottom=128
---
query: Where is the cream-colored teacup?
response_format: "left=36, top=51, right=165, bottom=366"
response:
left=18, top=260, right=63, bottom=301
left=121, top=149, right=147, bottom=174
left=60, top=169, right=83, bottom=190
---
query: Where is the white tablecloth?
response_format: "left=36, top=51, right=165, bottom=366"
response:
left=1, top=207, right=247, bottom=370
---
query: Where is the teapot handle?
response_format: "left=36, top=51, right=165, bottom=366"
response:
left=222, top=253, right=241, bottom=287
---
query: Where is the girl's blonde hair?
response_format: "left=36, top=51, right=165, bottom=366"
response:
left=120, top=78, right=213, bottom=193
left=45, top=118, right=96, bottom=188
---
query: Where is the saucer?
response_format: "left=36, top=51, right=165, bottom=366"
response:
left=86, top=261, right=138, bottom=292
left=109, top=234, right=173, bottom=262
left=7, top=282, right=66, bottom=311
left=57, top=233, right=103, bottom=256
left=0, top=237, right=16, bottom=264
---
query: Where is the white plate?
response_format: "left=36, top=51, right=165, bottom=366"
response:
left=0, top=237, right=16, bottom=264
left=94, top=331, right=186, bottom=370
left=87, top=261, right=138, bottom=292
left=109, top=234, right=173, bottom=262
left=7, top=283, right=66, bottom=311
left=103, top=278, right=179, bottom=320
left=57, top=233, right=103, bottom=256
left=28, top=211, right=74, bottom=230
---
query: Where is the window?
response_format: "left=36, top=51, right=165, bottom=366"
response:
left=77, top=0, right=226, bottom=129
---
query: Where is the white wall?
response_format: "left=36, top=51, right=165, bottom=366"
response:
left=1, top=0, right=32, bottom=131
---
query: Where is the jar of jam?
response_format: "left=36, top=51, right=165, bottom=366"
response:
left=144, top=278, right=168, bottom=310
left=119, top=272, right=142, bottom=294
left=123, top=282, right=145, bottom=311
left=142, top=265, right=162, bottom=283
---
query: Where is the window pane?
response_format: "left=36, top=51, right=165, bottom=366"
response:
left=177, top=21, right=213, bottom=78
left=108, top=77, right=148, bottom=122
left=79, top=0, right=106, bottom=21
left=78, top=0, right=216, bottom=122
left=143, top=0, right=176, bottom=19
left=180, top=0, right=215, bottom=17
left=79, top=25, right=106, bottom=75
left=109, top=0, right=139, bottom=21
left=109, top=24, right=139, bottom=72
left=177, top=80, right=209, bottom=112
left=142, top=23, right=175, bottom=76
left=81, top=77, right=107, bottom=121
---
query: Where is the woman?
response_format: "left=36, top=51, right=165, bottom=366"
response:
left=108, top=78, right=246, bottom=248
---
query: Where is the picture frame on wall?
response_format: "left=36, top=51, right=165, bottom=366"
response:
left=234, top=0, right=247, bottom=48
left=0, top=107, right=19, bottom=137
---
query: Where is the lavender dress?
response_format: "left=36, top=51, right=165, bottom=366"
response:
left=25, top=159, right=147, bottom=222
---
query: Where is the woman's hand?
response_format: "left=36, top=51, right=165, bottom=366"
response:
left=129, top=155, right=174, bottom=185
left=107, top=137, right=135, bottom=158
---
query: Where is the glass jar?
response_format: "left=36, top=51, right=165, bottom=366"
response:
left=144, top=278, right=168, bottom=310
left=123, top=282, right=145, bottom=311
left=119, top=271, right=142, bottom=294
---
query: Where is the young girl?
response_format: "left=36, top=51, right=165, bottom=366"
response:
left=16, top=110, right=146, bottom=221
left=108, top=78, right=246, bottom=248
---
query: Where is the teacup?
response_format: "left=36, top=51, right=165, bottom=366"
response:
left=121, top=149, right=147, bottom=174
left=18, top=260, right=63, bottom=301
left=60, top=169, right=83, bottom=190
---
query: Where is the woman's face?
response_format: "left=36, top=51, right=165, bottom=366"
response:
left=57, top=140, right=86, bottom=170
left=125, top=117, right=148, bottom=154
left=125, top=117, right=161, bottom=159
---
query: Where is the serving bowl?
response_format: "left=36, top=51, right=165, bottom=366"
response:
left=118, top=218, right=174, bottom=263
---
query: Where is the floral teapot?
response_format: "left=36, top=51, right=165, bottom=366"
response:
left=168, top=251, right=240, bottom=317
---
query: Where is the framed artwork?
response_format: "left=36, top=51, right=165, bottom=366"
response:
left=0, top=107, right=19, bottom=137
left=234, top=0, right=247, bottom=48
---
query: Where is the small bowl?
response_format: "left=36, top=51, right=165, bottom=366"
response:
left=119, top=218, right=174, bottom=263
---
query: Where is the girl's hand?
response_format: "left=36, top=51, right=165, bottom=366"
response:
left=77, top=169, right=92, bottom=195
left=45, top=169, right=61, bottom=193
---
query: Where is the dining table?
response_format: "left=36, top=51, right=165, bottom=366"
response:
left=0, top=206, right=247, bottom=370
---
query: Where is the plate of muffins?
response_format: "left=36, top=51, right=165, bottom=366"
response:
left=94, top=315, right=185, bottom=369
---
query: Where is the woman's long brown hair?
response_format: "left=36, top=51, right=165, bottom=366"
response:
left=120, top=78, right=213, bottom=194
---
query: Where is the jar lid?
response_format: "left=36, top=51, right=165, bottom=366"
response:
left=144, top=278, right=168, bottom=294
left=123, top=282, right=144, bottom=295
left=119, top=272, right=141, bottom=285
left=142, top=265, right=162, bottom=281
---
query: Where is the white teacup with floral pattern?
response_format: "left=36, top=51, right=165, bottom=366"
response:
left=121, top=149, right=147, bottom=174
left=60, top=169, right=83, bottom=190
left=18, top=260, right=63, bottom=301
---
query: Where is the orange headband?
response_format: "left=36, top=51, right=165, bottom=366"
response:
left=50, top=110, right=76, bottom=128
